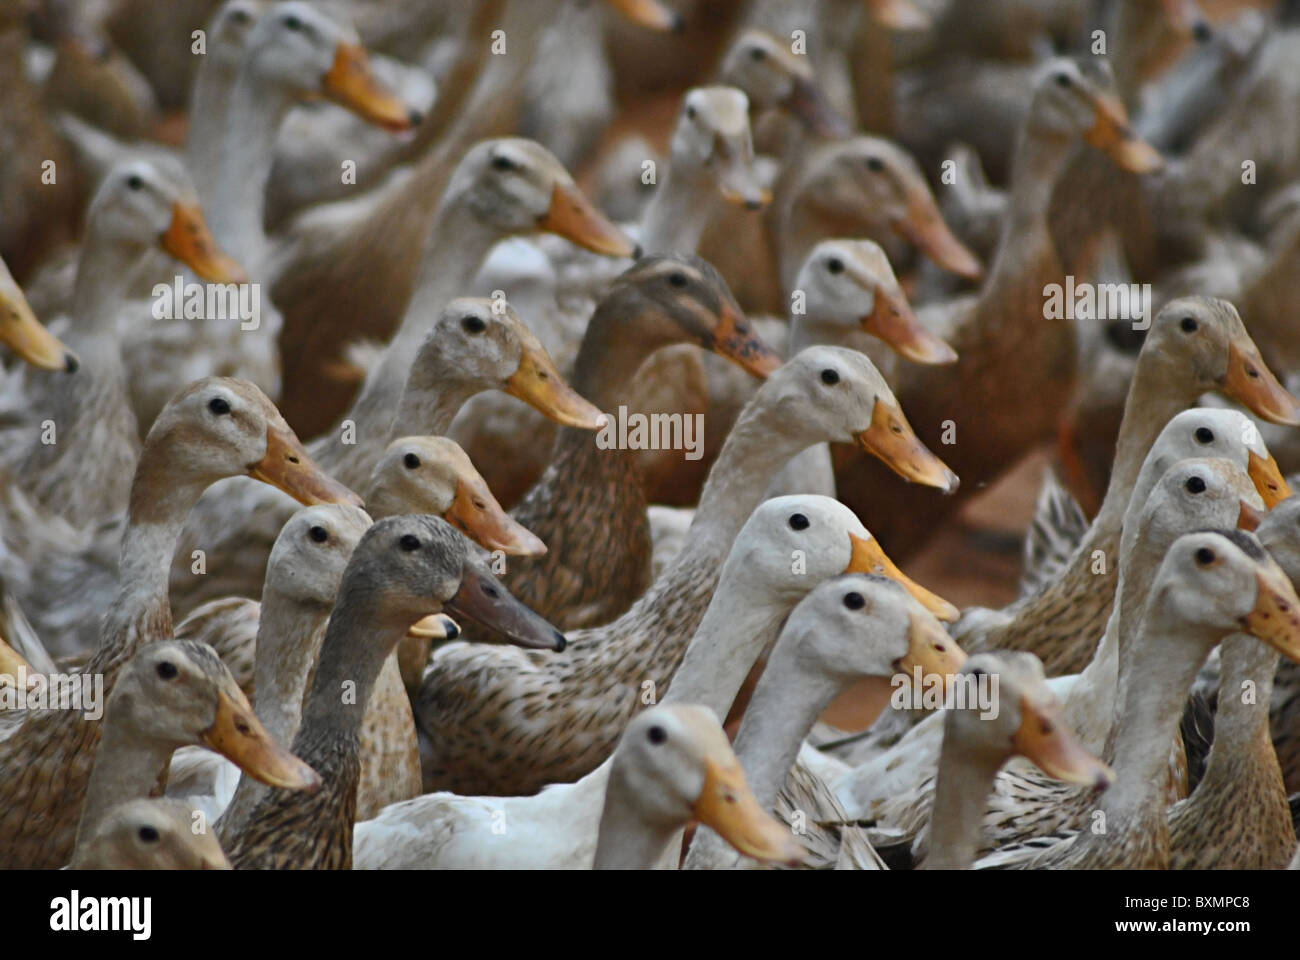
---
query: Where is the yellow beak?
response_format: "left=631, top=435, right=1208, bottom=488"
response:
left=322, top=42, right=414, bottom=132
left=159, top=203, right=248, bottom=284
left=1223, top=341, right=1300, bottom=427
left=1012, top=695, right=1114, bottom=789
left=0, top=285, right=78, bottom=372
left=692, top=757, right=806, bottom=865
left=249, top=424, right=364, bottom=507
left=537, top=180, right=637, bottom=258
left=1240, top=565, right=1300, bottom=663
left=204, top=689, right=321, bottom=791
left=855, top=399, right=960, bottom=493
left=845, top=532, right=960, bottom=622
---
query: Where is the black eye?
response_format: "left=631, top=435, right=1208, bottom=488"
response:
left=404, top=452, right=421, bottom=469
left=462, top=315, right=487, bottom=334
left=138, top=826, right=160, bottom=843
left=866, top=156, right=884, bottom=172
left=309, top=525, right=328, bottom=543
left=1195, top=547, right=1215, bottom=565
left=490, top=154, right=515, bottom=172
left=647, top=725, right=667, bottom=745
left=1180, top=316, right=1198, bottom=333
left=1185, top=476, right=1206, bottom=494
left=668, top=272, right=688, bottom=287
left=284, top=13, right=302, bottom=30
left=1194, top=427, right=1214, bottom=444
left=156, top=661, right=178, bottom=680
left=789, top=513, right=809, bottom=531
left=843, top=591, right=865, bottom=610
left=231, top=9, right=250, bottom=24
left=820, top=368, right=840, bottom=385
left=749, top=46, right=766, bottom=61
left=126, top=174, right=143, bottom=191
left=208, top=397, right=231, bottom=415
left=400, top=534, right=420, bottom=552
left=826, top=257, right=844, bottom=274
left=1054, top=72, right=1071, bottom=88
left=686, top=105, right=697, bottom=120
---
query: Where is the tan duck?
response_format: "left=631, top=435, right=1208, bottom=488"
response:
left=358, top=494, right=951, bottom=869
left=0, top=377, right=356, bottom=869
left=223, top=515, right=563, bottom=869
left=922, top=652, right=1112, bottom=870
left=415, top=346, right=956, bottom=797
left=957, top=297, right=1298, bottom=676
left=71, top=798, right=231, bottom=870
left=1169, top=496, right=1300, bottom=869
left=74, top=639, right=317, bottom=861
left=683, top=573, right=964, bottom=871
left=596, top=703, right=805, bottom=870
left=1017, top=529, right=1300, bottom=869
left=172, top=298, right=598, bottom=619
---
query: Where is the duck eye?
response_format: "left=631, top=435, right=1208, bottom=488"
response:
left=1194, top=427, right=1214, bottom=444
left=404, top=452, right=421, bottom=469
left=788, top=513, right=809, bottom=531
left=686, top=105, right=697, bottom=120
left=1054, top=72, right=1071, bottom=88
left=820, top=368, right=840, bottom=385
left=647, top=725, right=667, bottom=745
left=231, top=8, right=250, bottom=24
left=156, top=661, right=178, bottom=680
left=826, top=257, right=845, bottom=274
left=866, top=156, right=884, bottom=172
left=309, top=525, right=329, bottom=543
left=749, top=46, right=766, bottom=61
left=208, top=397, right=231, bottom=415
left=843, top=591, right=865, bottom=610
left=462, top=315, right=487, bottom=334
left=490, top=154, right=516, bottom=172
left=400, top=534, right=421, bottom=552
left=668, top=272, right=688, bottom=287
left=1185, top=476, right=1207, bottom=494
left=1195, top=547, right=1215, bottom=565
left=284, top=13, right=302, bottom=30
left=126, top=173, right=143, bottom=191
left=1180, top=316, right=1198, bottom=333
left=138, top=826, right=160, bottom=843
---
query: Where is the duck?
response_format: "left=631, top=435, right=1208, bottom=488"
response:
left=222, top=514, right=564, bottom=869
left=414, top=346, right=957, bottom=797
left=171, top=298, right=599, bottom=621
left=957, top=297, right=1298, bottom=676
left=683, top=573, right=965, bottom=871
left=70, top=798, right=231, bottom=870
left=1015, top=529, right=1300, bottom=869
left=75, top=639, right=318, bottom=861
left=1169, top=496, right=1300, bottom=869
left=595, top=703, right=806, bottom=870
left=833, top=57, right=1166, bottom=560
left=357, top=494, right=951, bottom=869
left=0, top=377, right=357, bottom=869
left=922, top=652, right=1112, bottom=870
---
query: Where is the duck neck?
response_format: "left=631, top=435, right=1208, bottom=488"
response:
left=641, top=165, right=718, bottom=254
left=570, top=299, right=681, bottom=408
left=76, top=714, right=177, bottom=850
left=253, top=593, right=331, bottom=748
left=185, top=54, right=239, bottom=182
left=71, top=230, right=149, bottom=344
left=593, top=775, right=681, bottom=870
left=1200, top=633, right=1279, bottom=788
left=925, top=732, right=1005, bottom=870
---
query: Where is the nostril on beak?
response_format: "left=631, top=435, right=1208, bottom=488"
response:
left=631, top=244, right=644, bottom=260
left=64, top=352, right=80, bottom=374
left=553, top=630, right=567, bottom=652
left=744, top=197, right=763, bottom=211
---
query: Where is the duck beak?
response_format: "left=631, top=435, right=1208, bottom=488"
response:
left=250, top=424, right=364, bottom=507
left=1085, top=94, right=1164, bottom=174
left=846, top=532, right=960, bottom=621
left=1240, top=564, right=1300, bottom=663
left=1161, top=0, right=1206, bottom=33
left=506, top=347, right=606, bottom=429
left=0, top=286, right=78, bottom=372
left=1223, top=341, right=1300, bottom=426
left=708, top=302, right=783, bottom=378
left=604, top=0, right=684, bottom=31
left=204, top=688, right=321, bottom=791
left=893, top=611, right=967, bottom=691
left=1012, top=696, right=1114, bottom=789
left=784, top=75, right=851, bottom=138
left=855, top=399, right=960, bottom=493
left=407, top=613, right=460, bottom=642
left=862, top=287, right=957, bottom=365
left=717, top=149, right=772, bottom=211
left=0, top=639, right=32, bottom=685
left=443, top=555, right=567, bottom=652
left=445, top=474, right=547, bottom=557
left=865, top=0, right=932, bottom=30
left=894, top=194, right=983, bottom=281
left=538, top=181, right=637, bottom=258
left=1248, top=450, right=1292, bottom=508
left=160, top=203, right=248, bottom=284
left=1237, top=498, right=1264, bottom=532
left=322, top=43, right=413, bottom=132
left=693, top=756, right=806, bottom=865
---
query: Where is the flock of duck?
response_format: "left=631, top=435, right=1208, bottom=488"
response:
left=1, top=0, right=1299, bottom=870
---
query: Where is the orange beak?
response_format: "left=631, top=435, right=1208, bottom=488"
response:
left=1240, top=563, right=1300, bottom=663
left=1248, top=450, right=1292, bottom=509
left=1237, top=498, right=1263, bottom=532
left=865, top=0, right=932, bottom=30
left=846, top=532, right=960, bottom=622
left=1012, top=696, right=1114, bottom=789
left=204, top=688, right=320, bottom=791
left=706, top=303, right=783, bottom=378
left=445, top=474, right=547, bottom=557
left=505, top=344, right=606, bottom=430
left=863, top=286, right=957, bottom=365
left=538, top=181, right=637, bottom=258
left=159, top=203, right=247, bottom=284
left=895, top=194, right=983, bottom=281
left=250, top=424, right=364, bottom=507
left=0, top=283, right=78, bottom=372
left=855, top=399, right=960, bottom=493
left=1223, top=342, right=1300, bottom=427
left=322, top=43, right=414, bottom=132
left=1085, top=94, right=1164, bottom=174
left=692, top=757, right=806, bottom=865
left=603, top=0, right=684, bottom=32
left=892, top=611, right=968, bottom=693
